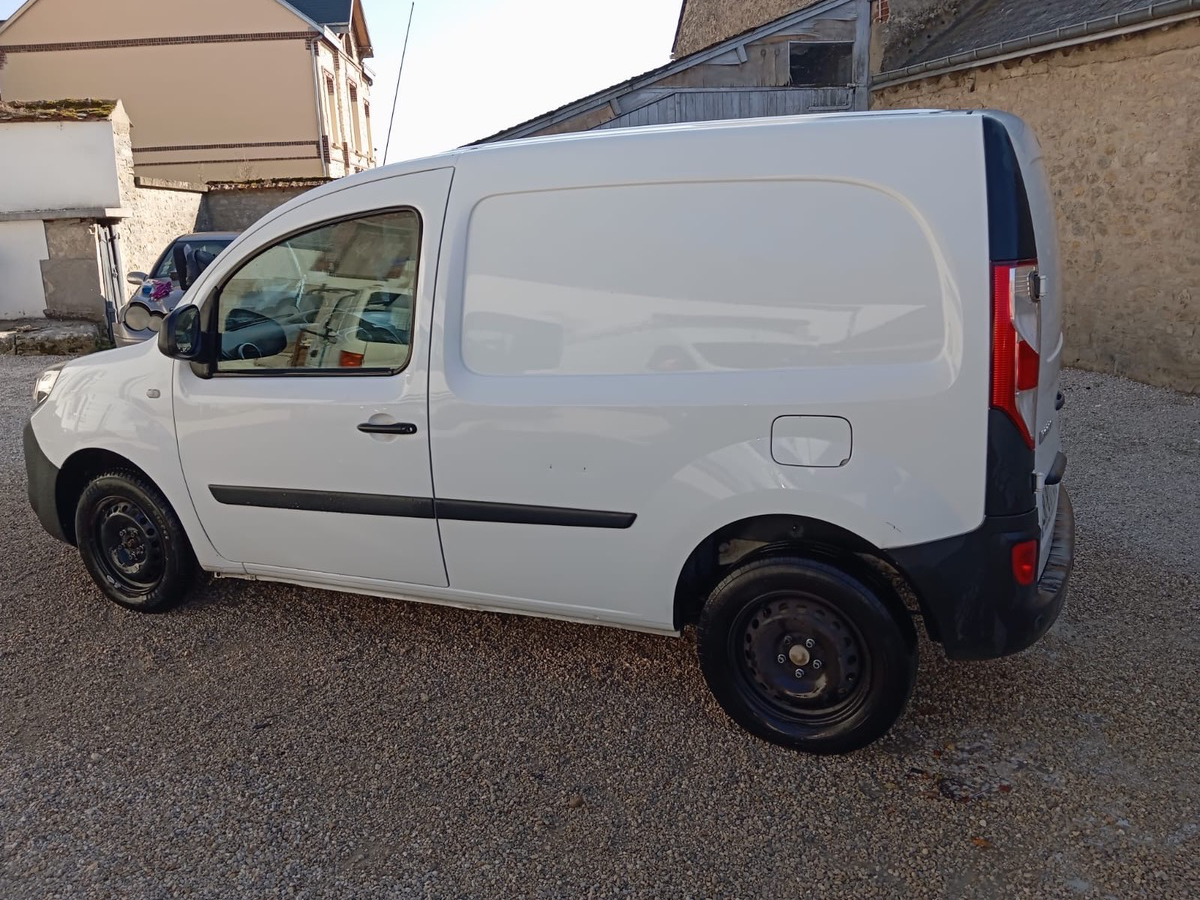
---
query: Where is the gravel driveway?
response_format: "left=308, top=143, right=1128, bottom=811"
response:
left=2, top=353, right=1198, bottom=899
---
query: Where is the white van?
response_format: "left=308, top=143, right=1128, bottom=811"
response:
left=24, top=111, right=1074, bottom=754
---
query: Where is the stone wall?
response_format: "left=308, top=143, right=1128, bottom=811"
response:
left=113, top=110, right=209, bottom=275
left=871, top=0, right=964, bottom=72
left=204, top=183, right=325, bottom=232
left=122, top=181, right=209, bottom=277
left=40, top=219, right=105, bottom=320
left=673, top=0, right=824, bottom=56
left=873, top=20, right=1200, bottom=392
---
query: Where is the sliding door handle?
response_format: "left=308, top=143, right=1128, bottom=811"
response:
left=357, top=422, right=418, bottom=435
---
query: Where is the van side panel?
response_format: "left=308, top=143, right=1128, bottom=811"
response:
left=461, top=181, right=943, bottom=376
left=430, top=116, right=992, bottom=629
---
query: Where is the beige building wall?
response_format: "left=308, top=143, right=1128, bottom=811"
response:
left=1, top=42, right=323, bottom=183
left=0, top=0, right=374, bottom=182
left=0, top=0, right=302, bottom=39
left=873, top=21, right=1200, bottom=392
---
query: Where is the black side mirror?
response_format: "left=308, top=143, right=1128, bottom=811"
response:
left=158, top=304, right=204, bottom=360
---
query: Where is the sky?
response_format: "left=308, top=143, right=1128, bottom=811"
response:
left=0, top=0, right=683, bottom=163
left=363, top=0, right=682, bottom=161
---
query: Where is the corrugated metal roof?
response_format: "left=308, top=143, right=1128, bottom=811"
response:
left=900, top=0, right=1159, bottom=67
left=284, top=0, right=353, bottom=27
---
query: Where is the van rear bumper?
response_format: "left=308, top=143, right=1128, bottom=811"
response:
left=889, top=487, right=1075, bottom=660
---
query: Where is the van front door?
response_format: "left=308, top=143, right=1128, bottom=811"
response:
left=173, top=170, right=452, bottom=586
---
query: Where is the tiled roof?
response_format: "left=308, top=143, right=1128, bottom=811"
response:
left=284, top=0, right=353, bottom=27
left=899, top=0, right=1169, bottom=68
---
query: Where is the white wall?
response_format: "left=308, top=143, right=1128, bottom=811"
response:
left=0, top=120, right=122, bottom=214
left=0, top=221, right=49, bottom=318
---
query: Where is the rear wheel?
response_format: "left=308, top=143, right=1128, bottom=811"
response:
left=75, top=470, right=199, bottom=613
left=697, top=556, right=916, bottom=754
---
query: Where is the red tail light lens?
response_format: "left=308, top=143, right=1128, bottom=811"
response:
left=1012, top=540, right=1038, bottom=586
left=991, top=262, right=1040, bottom=448
left=338, top=351, right=365, bottom=368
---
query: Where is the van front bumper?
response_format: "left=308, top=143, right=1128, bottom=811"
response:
left=889, top=487, right=1075, bottom=660
left=23, top=417, right=69, bottom=545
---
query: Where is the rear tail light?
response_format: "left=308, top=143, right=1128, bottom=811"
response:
left=991, top=261, right=1040, bottom=448
left=1012, top=540, right=1038, bottom=586
left=338, top=351, right=365, bottom=368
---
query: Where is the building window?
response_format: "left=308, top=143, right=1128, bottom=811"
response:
left=348, top=81, right=362, bottom=154
left=324, top=73, right=341, bottom=145
left=363, top=101, right=373, bottom=158
left=789, top=42, right=854, bottom=86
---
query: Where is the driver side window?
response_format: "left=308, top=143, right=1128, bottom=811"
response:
left=216, top=209, right=420, bottom=373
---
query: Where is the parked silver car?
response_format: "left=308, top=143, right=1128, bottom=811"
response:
left=115, top=232, right=237, bottom=346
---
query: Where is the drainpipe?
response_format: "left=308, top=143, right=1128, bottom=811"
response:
left=310, top=36, right=331, bottom=178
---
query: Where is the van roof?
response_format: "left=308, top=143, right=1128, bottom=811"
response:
left=245, top=109, right=978, bottom=240
left=360, top=108, right=966, bottom=182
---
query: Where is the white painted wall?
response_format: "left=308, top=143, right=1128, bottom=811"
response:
left=0, top=221, right=49, bottom=318
left=0, top=120, right=122, bottom=214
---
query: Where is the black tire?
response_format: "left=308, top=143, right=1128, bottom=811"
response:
left=697, top=556, right=917, bottom=754
left=75, top=469, right=199, bottom=613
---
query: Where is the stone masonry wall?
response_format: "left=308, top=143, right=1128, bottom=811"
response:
left=872, top=0, right=964, bottom=72
left=122, top=184, right=208, bottom=276
left=204, top=185, right=322, bottom=233
left=112, top=110, right=208, bottom=276
left=873, top=21, right=1200, bottom=392
left=674, top=0, right=824, bottom=56
left=40, top=219, right=104, bottom=320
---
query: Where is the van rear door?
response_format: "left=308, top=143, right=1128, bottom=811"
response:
left=982, top=112, right=1064, bottom=571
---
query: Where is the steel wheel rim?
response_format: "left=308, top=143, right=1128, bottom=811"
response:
left=730, top=589, right=871, bottom=727
left=92, top=496, right=165, bottom=594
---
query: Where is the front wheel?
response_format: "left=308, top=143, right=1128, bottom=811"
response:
left=697, top=556, right=916, bottom=754
left=75, top=470, right=199, bottom=613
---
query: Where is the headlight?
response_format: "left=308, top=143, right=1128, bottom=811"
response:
left=123, top=302, right=153, bottom=332
left=33, top=364, right=64, bottom=407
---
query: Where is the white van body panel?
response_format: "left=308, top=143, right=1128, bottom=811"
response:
left=172, top=168, right=455, bottom=586
left=27, top=341, right=236, bottom=572
left=26, top=111, right=1067, bottom=639
left=428, top=114, right=990, bottom=628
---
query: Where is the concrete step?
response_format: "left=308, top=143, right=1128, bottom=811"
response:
left=0, top=319, right=105, bottom=356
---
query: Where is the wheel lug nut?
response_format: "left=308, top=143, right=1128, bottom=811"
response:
left=783, top=636, right=793, bottom=646
left=794, top=668, right=805, bottom=678
left=805, top=639, right=815, bottom=649
left=812, top=660, right=823, bottom=670
left=776, top=654, right=786, bottom=665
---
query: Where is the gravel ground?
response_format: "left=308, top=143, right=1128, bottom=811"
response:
left=2, top=354, right=1198, bottom=899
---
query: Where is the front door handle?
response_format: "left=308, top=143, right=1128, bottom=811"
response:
left=357, top=422, right=418, bottom=435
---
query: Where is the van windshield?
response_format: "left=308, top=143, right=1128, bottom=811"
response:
left=153, top=240, right=233, bottom=280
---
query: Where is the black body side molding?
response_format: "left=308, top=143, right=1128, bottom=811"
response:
left=209, top=486, right=636, bottom=529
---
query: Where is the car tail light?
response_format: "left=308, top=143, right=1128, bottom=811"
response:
left=991, top=261, right=1040, bottom=448
left=339, top=351, right=365, bottom=368
left=1012, top=539, right=1038, bottom=586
